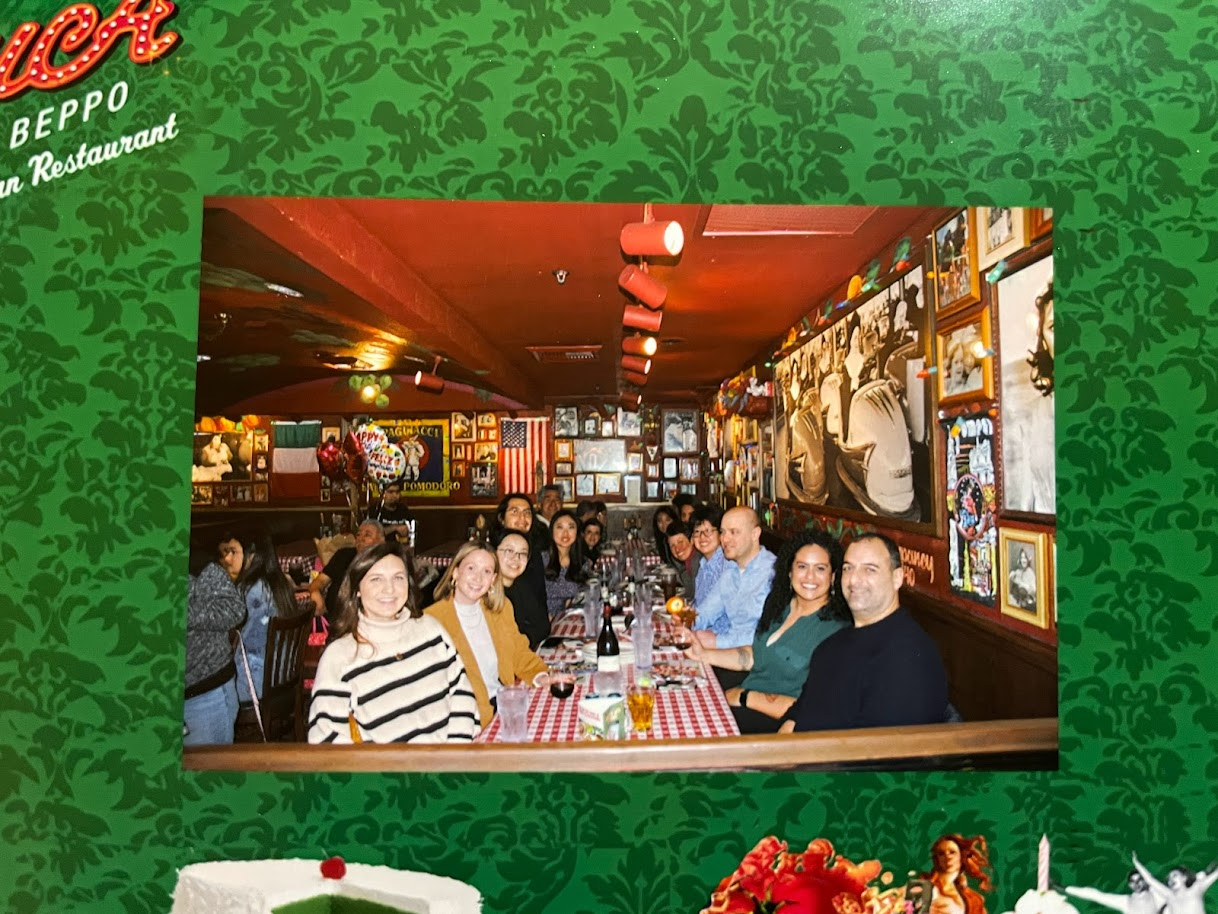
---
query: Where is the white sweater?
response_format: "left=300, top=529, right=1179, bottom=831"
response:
left=308, top=614, right=478, bottom=744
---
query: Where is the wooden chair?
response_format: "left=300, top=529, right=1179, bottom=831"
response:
left=234, top=610, right=312, bottom=742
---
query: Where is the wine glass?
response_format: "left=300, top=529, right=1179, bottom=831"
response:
left=676, top=606, right=698, bottom=681
left=548, top=662, right=575, bottom=700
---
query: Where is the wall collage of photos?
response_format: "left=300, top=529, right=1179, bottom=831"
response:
left=769, top=207, right=1056, bottom=639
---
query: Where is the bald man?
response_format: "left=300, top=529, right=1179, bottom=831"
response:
left=689, top=506, right=776, bottom=649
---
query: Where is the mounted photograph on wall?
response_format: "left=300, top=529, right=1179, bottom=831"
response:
left=977, top=207, right=1030, bottom=269
left=553, top=407, right=579, bottom=438
left=574, top=438, right=627, bottom=474
left=470, top=462, right=497, bottom=498
left=618, top=410, right=641, bottom=437
left=936, top=307, right=994, bottom=405
left=996, top=254, right=1055, bottom=517
left=662, top=409, right=699, bottom=453
left=773, top=265, right=935, bottom=528
left=932, top=209, right=980, bottom=315
left=451, top=411, right=475, bottom=442
left=944, top=413, right=998, bottom=605
left=998, top=527, right=1052, bottom=628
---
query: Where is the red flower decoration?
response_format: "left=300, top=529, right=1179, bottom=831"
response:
left=320, top=856, right=347, bottom=880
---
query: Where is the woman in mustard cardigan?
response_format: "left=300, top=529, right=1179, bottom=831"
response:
left=425, top=540, right=550, bottom=729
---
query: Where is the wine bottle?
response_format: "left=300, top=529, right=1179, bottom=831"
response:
left=596, top=605, right=620, bottom=674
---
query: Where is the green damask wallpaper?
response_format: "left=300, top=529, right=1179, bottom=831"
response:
left=2, top=1, right=1215, bottom=912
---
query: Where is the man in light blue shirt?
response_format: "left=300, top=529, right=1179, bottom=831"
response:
left=691, top=506, right=775, bottom=649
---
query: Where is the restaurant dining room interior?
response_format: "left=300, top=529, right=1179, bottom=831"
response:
left=186, top=196, right=1058, bottom=772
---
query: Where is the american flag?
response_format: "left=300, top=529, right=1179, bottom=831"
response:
left=499, top=417, right=549, bottom=495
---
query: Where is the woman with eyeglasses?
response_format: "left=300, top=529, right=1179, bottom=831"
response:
left=491, top=529, right=549, bottom=650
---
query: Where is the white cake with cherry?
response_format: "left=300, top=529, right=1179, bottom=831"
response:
left=170, top=858, right=482, bottom=914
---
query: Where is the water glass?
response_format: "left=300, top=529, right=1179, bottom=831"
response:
left=497, top=684, right=531, bottom=742
left=582, top=599, right=600, bottom=638
left=632, top=613, right=655, bottom=673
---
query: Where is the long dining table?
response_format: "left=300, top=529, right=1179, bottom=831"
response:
left=476, top=608, right=740, bottom=743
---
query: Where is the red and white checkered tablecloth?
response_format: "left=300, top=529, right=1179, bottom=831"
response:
left=476, top=610, right=739, bottom=743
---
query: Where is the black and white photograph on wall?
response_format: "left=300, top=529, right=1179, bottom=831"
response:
left=451, top=411, right=475, bottom=442
left=618, top=410, right=641, bottom=437
left=997, top=255, right=1055, bottom=517
left=943, top=413, right=997, bottom=605
left=773, top=265, right=934, bottom=527
left=576, top=473, right=595, bottom=497
left=998, top=527, right=1051, bottom=628
left=470, top=462, right=497, bottom=498
left=553, top=407, right=579, bottom=438
left=662, top=409, right=698, bottom=453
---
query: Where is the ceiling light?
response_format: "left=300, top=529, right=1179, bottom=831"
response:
left=360, top=383, right=381, bottom=402
left=264, top=282, right=304, bottom=298
left=621, top=354, right=651, bottom=374
left=196, top=353, right=211, bottom=362
left=620, top=390, right=642, bottom=409
left=622, top=369, right=649, bottom=386
left=623, top=304, right=663, bottom=333
left=620, top=220, right=684, bottom=257
left=622, top=334, right=657, bottom=357
left=414, top=355, right=445, bottom=394
left=618, top=265, right=667, bottom=309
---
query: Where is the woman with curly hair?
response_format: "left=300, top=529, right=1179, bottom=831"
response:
left=925, top=834, right=993, bottom=914
left=684, top=529, right=850, bottom=733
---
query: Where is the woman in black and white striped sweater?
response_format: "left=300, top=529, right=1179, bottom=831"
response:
left=308, top=542, right=478, bottom=744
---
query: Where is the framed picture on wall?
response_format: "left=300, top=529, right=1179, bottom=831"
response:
left=191, top=484, right=212, bottom=505
left=451, top=412, right=475, bottom=442
left=474, top=442, right=497, bottom=462
left=627, top=452, right=643, bottom=473
left=477, top=413, right=497, bottom=428
left=574, top=438, right=627, bottom=473
left=931, top=209, right=980, bottom=315
left=553, top=407, right=579, bottom=438
left=575, top=473, right=595, bottom=497
left=679, top=457, right=700, bottom=481
left=662, top=457, right=678, bottom=479
left=555, top=461, right=573, bottom=476
left=1029, top=207, right=1053, bottom=239
left=943, top=413, right=997, bottom=605
left=998, top=527, right=1052, bottom=629
left=662, top=409, right=698, bottom=453
left=618, top=410, right=641, bottom=437
left=996, top=254, right=1055, bottom=517
left=624, top=474, right=641, bottom=503
left=478, top=427, right=497, bottom=442
left=253, top=483, right=269, bottom=503
left=453, top=461, right=466, bottom=477
left=555, top=477, right=574, bottom=501
left=452, top=444, right=465, bottom=461
left=645, top=480, right=660, bottom=500
left=936, top=307, right=994, bottom=405
left=595, top=473, right=621, bottom=495
left=646, top=463, right=659, bottom=478
left=601, top=419, right=615, bottom=438
left=976, top=207, right=1030, bottom=269
left=470, top=462, right=497, bottom=498
left=582, top=416, right=599, bottom=437
left=554, top=439, right=573, bottom=460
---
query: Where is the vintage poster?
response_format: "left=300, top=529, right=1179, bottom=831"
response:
left=371, top=418, right=450, bottom=497
left=944, top=413, right=998, bottom=604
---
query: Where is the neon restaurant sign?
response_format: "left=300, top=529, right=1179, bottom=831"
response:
left=0, top=0, right=180, bottom=102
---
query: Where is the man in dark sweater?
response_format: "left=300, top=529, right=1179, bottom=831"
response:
left=780, top=532, right=947, bottom=732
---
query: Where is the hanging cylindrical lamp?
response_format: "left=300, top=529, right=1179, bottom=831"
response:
left=414, top=355, right=445, bottom=394
left=623, top=304, right=663, bottom=332
left=620, top=220, right=684, bottom=257
left=618, top=265, right=667, bottom=309
left=622, top=334, right=658, bottom=357
left=622, top=369, right=649, bottom=386
left=621, top=354, right=652, bottom=375
left=620, top=390, right=642, bottom=409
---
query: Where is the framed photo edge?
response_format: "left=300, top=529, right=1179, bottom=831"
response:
left=997, top=527, right=1052, bottom=629
left=935, top=305, right=995, bottom=406
left=976, top=206, right=1032, bottom=270
left=932, top=208, right=981, bottom=317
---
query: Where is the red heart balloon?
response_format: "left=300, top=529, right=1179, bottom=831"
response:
left=316, top=438, right=344, bottom=482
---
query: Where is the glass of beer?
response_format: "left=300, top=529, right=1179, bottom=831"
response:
left=627, top=681, right=655, bottom=734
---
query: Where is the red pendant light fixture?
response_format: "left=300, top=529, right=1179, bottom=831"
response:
left=622, top=334, right=658, bottom=357
left=618, top=264, right=667, bottom=309
left=622, top=369, right=649, bottom=386
left=414, top=355, right=445, bottom=394
left=620, top=218, right=684, bottom=257
left=623, top=304, right=663, bottom=332
left=621, top=354, right=651, bottom=375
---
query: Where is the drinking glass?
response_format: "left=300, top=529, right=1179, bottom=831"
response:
left=582, top=598, right=600, bottom=639
left=627, top=681, right=655, bottom=734
left=673, top=606, right=698, bottom=681
left=548, top=663, right=575, bottom=701
left=632, top=612, right=655, bottom=673
left=497, top=684, right=530, bottom=742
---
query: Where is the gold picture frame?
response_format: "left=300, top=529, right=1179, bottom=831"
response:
left=936, top=306, right=994, bottom=406
left=998, top=527, right=1051, bottom=629
left=931, top=209, right=981, bottom=315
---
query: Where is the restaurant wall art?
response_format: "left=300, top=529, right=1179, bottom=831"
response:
left=773, top=265, right=934, bottom=528
left=5, top=2, right=1218, bottom=913
left=943, top=413, right=998, bottom=605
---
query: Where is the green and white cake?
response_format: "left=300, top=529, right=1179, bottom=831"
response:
left=170, top=859, right=482, bottom=914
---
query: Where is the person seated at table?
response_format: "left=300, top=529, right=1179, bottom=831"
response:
left=308, top=542, right=477, bottom=744
left=234, top=531, right=301, bottom=703
left=491, top=528, right=548, bottom=651
left=592, top=500, right=609, bottom=527
left=779, top=532, right=948, bottom=732
left=651, top=505, right=678, bottom=565
left=580, top=517, right=605, bottom=563
left=691, top=505, right=726, bottom=600
left=367, top=478, right=413, bottom=544
left=425, top=541, right=550, bottom=730
left=543, top=509, right=591, bottom=619
left=683, top=530, right=849, bottom=734
left=690, top=506, right=776, bottom=650
left=492, top=492, right=550, bottom=647
left=307, top=519, right=385, bottom=624
left=672, top=493, right=698, bottom=524
left=665, top=521, right=700, bottom=600
left=184, top=537, right=247, bottom=746
left=575, top=500, right=597, bottom=523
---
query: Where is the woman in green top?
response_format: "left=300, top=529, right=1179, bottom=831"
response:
left=684, top=529, right=850, bottom=733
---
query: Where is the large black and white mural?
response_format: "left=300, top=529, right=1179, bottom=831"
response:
left=773, top=265, right=936, bottom=529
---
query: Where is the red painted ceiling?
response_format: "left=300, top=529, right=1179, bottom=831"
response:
left=196, top=198, right=951, bottom=417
